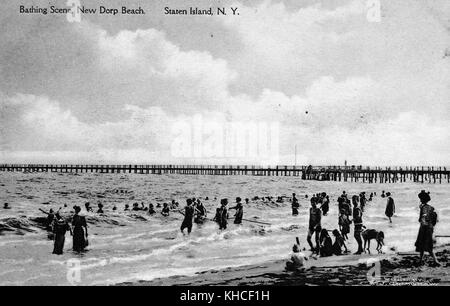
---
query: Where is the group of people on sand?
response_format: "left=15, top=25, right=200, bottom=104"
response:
left=286, top=189, right=440, bottom=271
left=40, top=206, right=88, bottom=255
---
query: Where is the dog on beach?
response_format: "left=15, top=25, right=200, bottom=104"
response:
left=361, top=229, right=384, bottom=253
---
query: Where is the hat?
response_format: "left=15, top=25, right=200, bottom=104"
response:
left=418, top=190, right=431, bottom=203
left=386, top=192, right=391, bottom=196
left=220, top=198, right=228, bottom=205
left=236, top=197, right=241, bottom=202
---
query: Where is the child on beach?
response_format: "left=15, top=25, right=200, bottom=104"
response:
left=285, top=242, right=308, bottom=271
left=332, top=229, right=348, bottom=255
left=319, top=229, right=333, bottom=257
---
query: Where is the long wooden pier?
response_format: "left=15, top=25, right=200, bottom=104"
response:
left=0, top=164, right=449, bottom=183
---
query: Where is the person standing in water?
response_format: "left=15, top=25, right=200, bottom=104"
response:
left=291, top=193, right=299, bottom=216
left=306, top=198, right=322, bottom=253
left=218, top=199, right=229, bottom=230
left=180, top=199, right=195, bottom=235
left=229, top=197, right=244, bottom=224
left=52, top=213, right=72, bottom=255
left=352, top=199, right=364, bottom=254
left=194, top=200, right=207, bottom=224
left=320, top=193, right=329, bottom=216
left=72, top=206, right=88, bottom=253
left=415, top=190, right=440, bottom=266
left=161, top=203, right=170, bottom=216
left=385, top=192, right=395, bottom=223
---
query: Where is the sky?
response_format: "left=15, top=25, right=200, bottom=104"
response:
left=0, top=0, right=449, bottom=166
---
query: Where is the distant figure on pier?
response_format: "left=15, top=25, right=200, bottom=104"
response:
left=72, top=206, right=88, bottom=253
left=84, top=202, right=93, bottom=212
left=229, top=197, right=244, bottom=224
left=369, top=192, right=373, bottom=202
left=352, top=200, right=364, bottom=255
left=291, top=193, right=299, bottom=216
left=3, top=203, right=10, bottom=209
left=307, top=197, right=322, bottom=253
left=385, top=192, right=395, bottom=223
left=415, top=190, right=440, bottom=266
left=52, top=213, right=72, bottom=255
left=381, top=190, right=386, bottom=198
left=180, top=199, right=194, bottom=235
left=161, top=203, right=170, bottom=217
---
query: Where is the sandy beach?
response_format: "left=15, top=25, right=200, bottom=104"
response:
left=122, top=245, right=450, bottom=286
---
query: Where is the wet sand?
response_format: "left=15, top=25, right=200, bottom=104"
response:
left=120, top=245, right=450, bottom=286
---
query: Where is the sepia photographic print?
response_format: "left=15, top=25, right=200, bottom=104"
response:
left=1, top=0, right=449, bottom=296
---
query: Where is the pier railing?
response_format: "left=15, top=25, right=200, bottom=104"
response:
left=0, top=164, right=449, bottom=183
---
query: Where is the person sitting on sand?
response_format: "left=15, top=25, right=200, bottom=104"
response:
left=381, top=190, right=386, bottom=198
left=52, top=213, right=72, bottom=255
left=332, top=229, right=348, bottom=255
left=307, top=198, right=322, bottom=253
left=229, top=197, right=244, bottom=225
left=148, top=203, right=156, bottom=215
left=415, top=190, right=440, bottom=266
left=3, top=203, right=10, bottom=209
left=292, top=193, right=299, bottom=216
left=285, top=243, right=308, bottom=271
left=245, top=198, right=249, bottom=205
left=352, top=199, right=364, bottom=255
left=124, top=204, right=130, bottom=211
left=161, top=203, right=170, bottom=217
left=319, top=229, right=333, bottom=257
left=112, top=205, right=117, bottom=211
left=385, top=192, right=395, bottom=223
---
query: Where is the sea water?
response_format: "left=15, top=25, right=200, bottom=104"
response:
left=0, top=171, right=449, bottom=285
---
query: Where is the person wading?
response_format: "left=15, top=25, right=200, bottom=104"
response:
left=180, top=199, right=195, bottom=235
left=384, top=192, right=395, bottom=223
left=229, top=197, right=244, bottom=224
left=72, top=206, right=88, bottom=253
left=291, top=193, right=299, bottom=216
left=52, top=213, right=72, bottom=255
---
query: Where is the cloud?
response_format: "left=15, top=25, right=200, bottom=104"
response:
left=0, top=0, right=449, bottom=165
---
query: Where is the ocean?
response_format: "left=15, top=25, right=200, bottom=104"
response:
left=1, top=171, right=449, bottom=285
